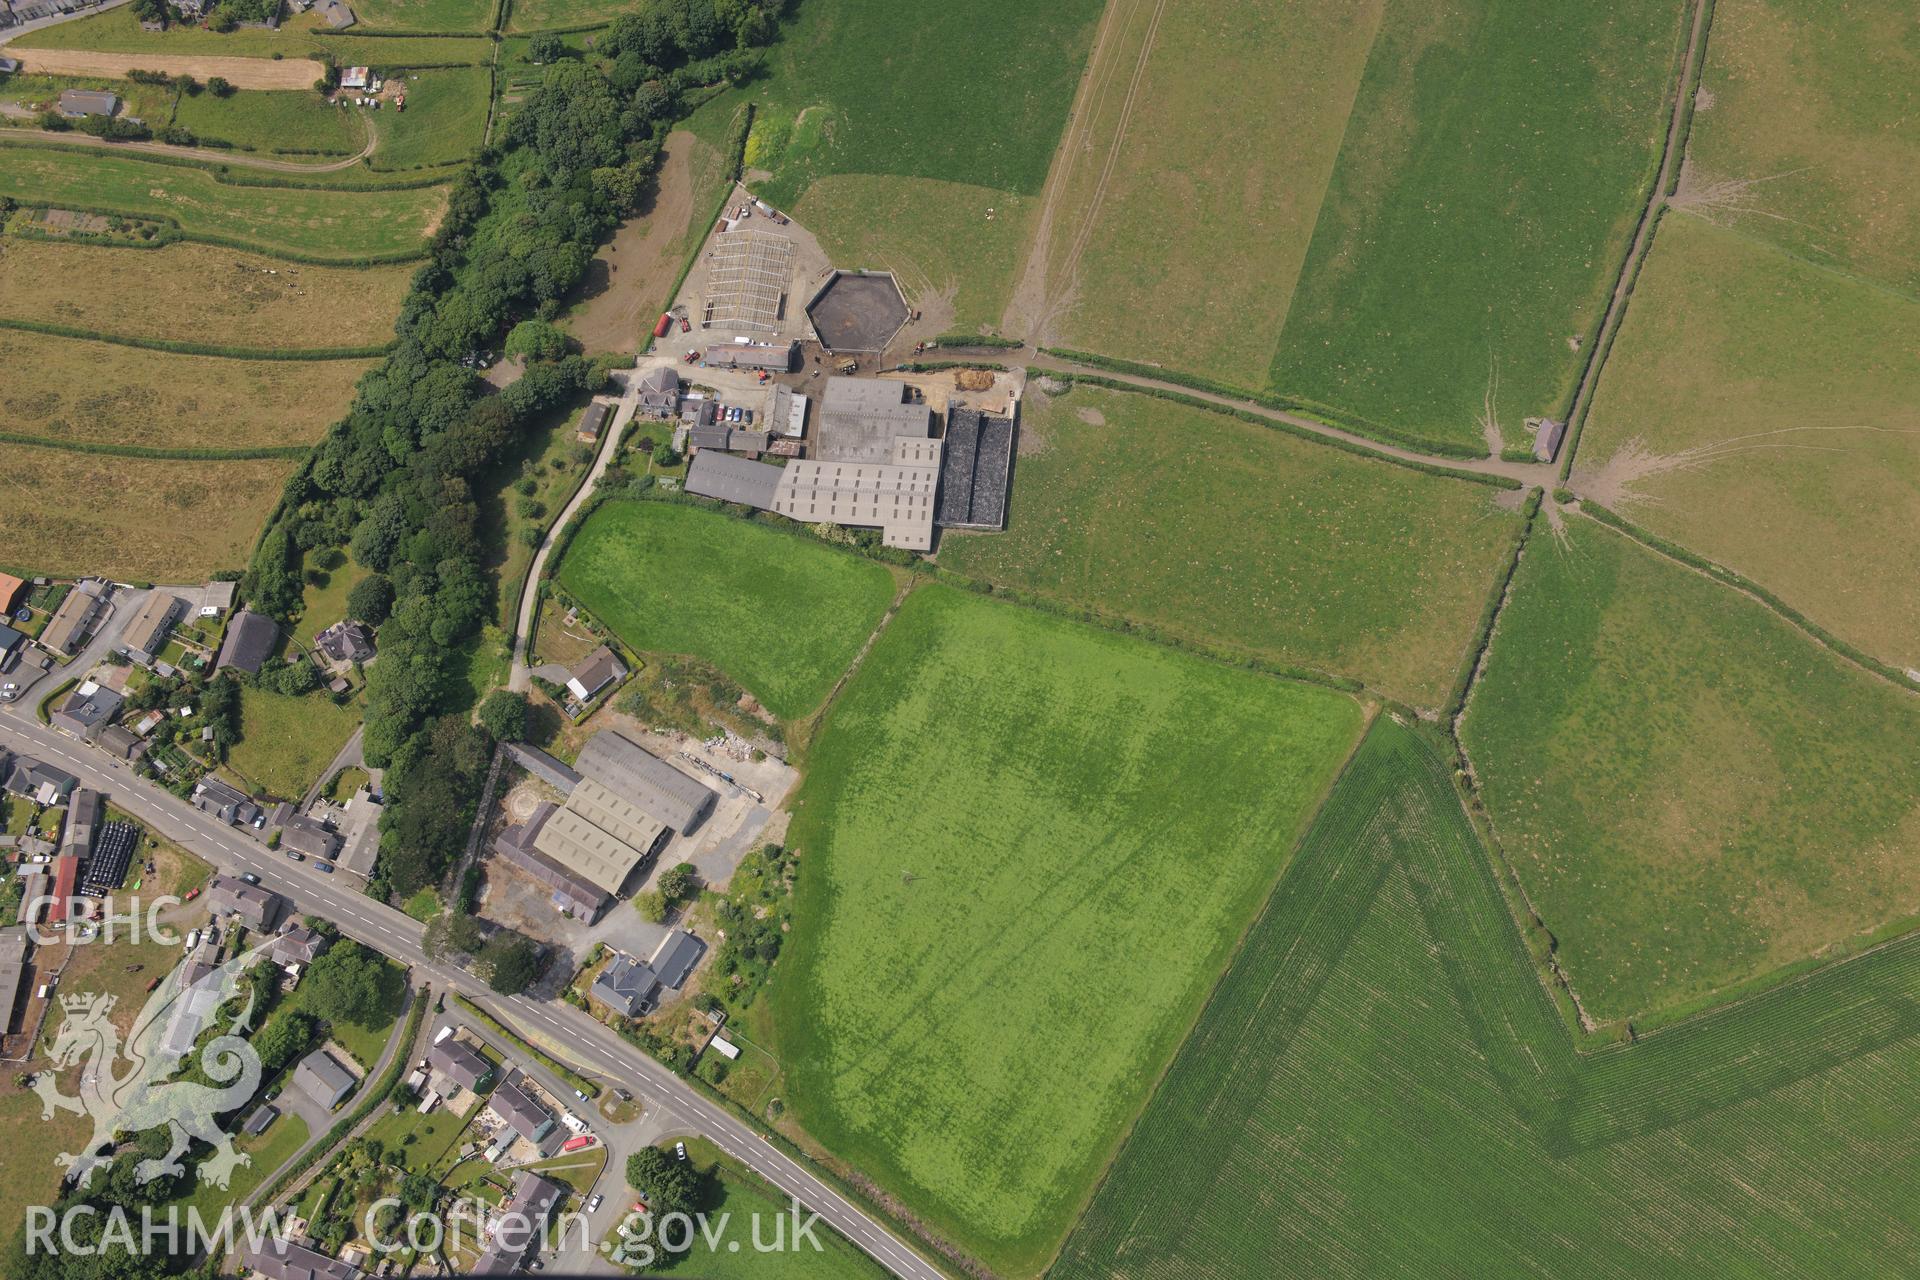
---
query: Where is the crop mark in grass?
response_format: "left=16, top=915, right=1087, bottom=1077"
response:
left=1478, top=348, right=1504, bottom=456
left=1007, top=0, right=1164, bottom=343
left=1575, top=425, right=1918, bottom=513
left=1670, top=164, right=1817, bottom=230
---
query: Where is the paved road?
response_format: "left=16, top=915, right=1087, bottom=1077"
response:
left=508, top=373, right=639, bottom=693
left=0, top=710, right=944, bottom=1280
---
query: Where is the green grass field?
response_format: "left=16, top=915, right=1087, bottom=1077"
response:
left=937, top=385, right=1524, bottom=708
left=789, top=174, right=1035, bottom=338
left=352, top=0, right=494, bottom=32
left=1265, top=0, right=1686, bottom=450
left=11, top=5, right=325, bottom=53
left=228, top=685, right=364, bottom=800
left=772, top=584, right=1362, bottom=1275
left=369, top=67, right=490, bottom=170
left=169, top=86, right=364, bottom=156
left=0, top=144, right=444, bottom=259
left=556, top=501, right=898, bottom=721
left=1681, top=0, right=1920, bottom=292
left=0, top=444, right=295, bottom=580
left=1040, top=0, right=1381, bottom=381
left=679, top=0, right=1102, bottom=329
left=1053, top=715, right=1920, bottom=1278
left=503, top=0, right=619, bottom=32
left=0, top=329, right=369, bottom=449
left=12, top=6, right=491, bottom=63
left=0, top=238, right=413, bottom=347
left=1574, top=212, right=1920, bottom=673
left=1461, top=515, right=1920, bottom=1025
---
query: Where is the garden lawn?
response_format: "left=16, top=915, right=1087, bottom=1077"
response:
left=1054, top=716, right=1920, bottom=1279
left=1461, top=515, right=1920, bottom=1025
left=0, top=239, right=413, bottom=347
left=281, top=952, right=408, bottom=1069
left=369, top=67, right=490, bottom=170
left=170, top=86, right=364, bottom=156
left=227, top=686, right=363, bottom=801
left=656, top=1140, right=889, bottom=1280
left=772, top=584, right=1363, bottom=1275
left=556, top=501, right=897, bottom=721
left=1574, top=212, right=1920, bottom=672
left=0, top=445, right=295, bottom=581
left=297, top=554, right=371, bottom=635
left=0, top=330, right=370, bottom=450
left=1681, top=0, right=1920, bottom=292
left=0, top=143, right=445, bottom=259
left=175, top=1111, right=309, bottom=1222
left=939, top=385, right=1523, bottom=708
left=1266, top=0, right=1686, bottom=451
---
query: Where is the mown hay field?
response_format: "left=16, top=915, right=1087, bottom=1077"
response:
left=0, top=238, right=413, bottom=347
left=1461, top=515, right=1920, bottom=1025
left=1263, top=0, right=1686, bottom=450
left=555, top=501, right=898, bottom=721
left=1680, top=0, right=1920, bottom=292
left=1038, top=0, right=1381, bottom=382
left=0, top=329, right=369, bottom=449
left=369, top=67, right=491, bottom=171
left=1575, top=212, right=1920, bottom=672
left=938, top=385, right=1523, bottom=708
left=772, top=584, right=1363, bottom=1276
left=0, top=144, right=444, bottom=258
left=1054, top=715, right=1920, bottom=1279
left=0, top=444, right=296, bottom=580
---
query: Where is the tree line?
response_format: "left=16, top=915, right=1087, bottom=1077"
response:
left=243, top=1, right=777, bottom=905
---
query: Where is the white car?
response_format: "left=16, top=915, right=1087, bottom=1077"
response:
left=586, top=1194, right=603, bottom=1213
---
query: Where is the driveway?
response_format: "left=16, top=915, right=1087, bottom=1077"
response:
left=510, top=371, right=642, bottom=692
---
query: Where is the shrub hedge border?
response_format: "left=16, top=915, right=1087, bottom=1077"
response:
left=0, top=316, right=392, bottom=360
left=0, top=432, right=312, bottom=461
left=1034, top=370, right=1522, bottom=491
left=1035, top=345, right=1488, bottom=460
left=1444, top=487, right=1543, bottom=726
left=1579, top=501, right=1919, bottom=693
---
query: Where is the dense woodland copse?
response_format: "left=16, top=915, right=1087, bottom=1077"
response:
left=241, top=1, right=776, bottom=906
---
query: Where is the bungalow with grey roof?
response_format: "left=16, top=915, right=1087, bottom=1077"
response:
left=565, top=645, right=627, bottom=703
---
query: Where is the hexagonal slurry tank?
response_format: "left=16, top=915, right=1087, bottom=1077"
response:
left=805, top=270, right=911, bottom=352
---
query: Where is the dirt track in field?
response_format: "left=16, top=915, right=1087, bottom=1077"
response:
left=560, top=129, right=700, bottom=357
left=12, top=47, right=322, bottom=89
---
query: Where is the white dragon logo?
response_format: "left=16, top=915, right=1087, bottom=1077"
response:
left=33, top=942, right=269, bottom=1189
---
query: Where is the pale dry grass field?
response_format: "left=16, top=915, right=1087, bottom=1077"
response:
left=0, top=445, right=297, bottom=580
left=0, top=238, right=412, bottom=347
left=0, top=329, right=370, bottom=448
